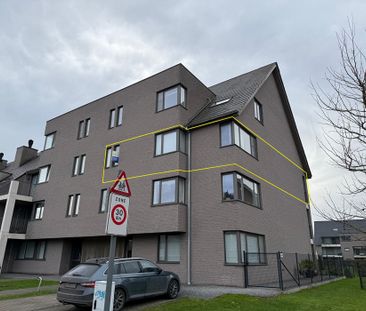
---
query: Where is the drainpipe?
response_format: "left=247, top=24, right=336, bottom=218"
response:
left=187, top=132, right=192, bottom=285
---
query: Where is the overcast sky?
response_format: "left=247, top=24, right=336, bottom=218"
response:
left=1, top=1, right=365, bottom=220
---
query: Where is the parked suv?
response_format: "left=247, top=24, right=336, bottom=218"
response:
left=57, top=257, right=180, bottom=310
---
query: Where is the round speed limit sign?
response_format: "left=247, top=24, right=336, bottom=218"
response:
left=111, top=204, right=127, bottom=225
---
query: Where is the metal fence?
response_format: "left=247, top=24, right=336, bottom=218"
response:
left=244, top=252, right=345, bottom=290
left=356, top=260, right=366, bottom=289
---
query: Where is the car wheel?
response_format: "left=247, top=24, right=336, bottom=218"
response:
left=113, top=288, right=126, bottom=311
left=166, top=279, right=179, bottom=299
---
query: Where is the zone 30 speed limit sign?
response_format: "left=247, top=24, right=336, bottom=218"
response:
left=106, top=195, right=129, bottom=236
left=111, top=204, right=127, bottom=225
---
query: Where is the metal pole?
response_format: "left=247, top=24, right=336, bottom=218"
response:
left=104, top=235, right=116, bottom=311
left=276, top=252, right=284, bottom=290
left=243, top=251, right=248, bottom=288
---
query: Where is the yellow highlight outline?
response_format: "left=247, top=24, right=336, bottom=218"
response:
left=101, top=115, right=310, bottom=205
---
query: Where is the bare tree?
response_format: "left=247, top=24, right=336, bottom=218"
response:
left=312, top=20, right=366, bottom=227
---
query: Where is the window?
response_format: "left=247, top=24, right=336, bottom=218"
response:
left=109, top=106, right=124, bottom=128
left=322, top=247, right=342, bottom=256
left=33, top=202, right=44, bottom=220
left=254, top=99, right=263, bottom=123
left=157, top=85, right=186, bottom=112
left=67, top=194, right=81, bottom=217
left=38, top=165, right=50, bottom=183
left=78, top=118, right=90, bottom=139
left=321, top=237, right=340, bottom=244
left=222, top=172, right=261, bottom=208
left=43, top=132, right=55, bottom=150
left=123, top=261, right=141, bottom=273
left=105, top=145, right=120, bottom=168
left=158, top=234, right=180, bottom=262
left=224, top=231, right=266, bottom=264
left=99, top=189, right=108, bottom=213
left=17, top=240, right=46, bottom=260
left=155, top=129, right=187, bottom=156
left=220, top=122, right=257, bottom=157
left=152, top=177, right=185, bottom=205
left=353, top=247, right=366, bottom=257
left=72, top=154, right=86, bottom=176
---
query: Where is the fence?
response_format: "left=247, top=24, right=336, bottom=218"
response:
left=244, top=252, right=345, bottom=290
left=356, top=260, right=366, bottom=289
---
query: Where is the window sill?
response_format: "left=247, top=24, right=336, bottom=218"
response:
left=220, top=144, right=258, bottom=161
left=154, top=150, right=187, bottom=158
left=152, top=203, right=187, bottom=208
left=224, top=262, right=267, bottom=267
left=42, top=146, right=55, bottom=152
left=157, top=261, right=180, bottom=264
left=37, top=181, right=49, bottom=185
left=156, top=103, right=187, bottom=113
left=221, top=199, right=262, bottom=210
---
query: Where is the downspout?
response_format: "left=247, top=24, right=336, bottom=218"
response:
left=187, top=132, right=192, bottom=285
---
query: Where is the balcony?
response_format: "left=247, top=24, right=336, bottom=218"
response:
left=9, top=203, right=32, bottom=234
left=0, top=180, right=33, bottom=197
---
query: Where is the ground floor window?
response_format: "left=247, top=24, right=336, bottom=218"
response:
left=224, top=231, right=266, bottom=265
left=158, top=234, right=180, bottom=263
left=17, top=240, right=47, bottom=260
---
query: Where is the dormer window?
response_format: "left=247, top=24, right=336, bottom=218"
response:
left=157, top=85, right=186, bottom=112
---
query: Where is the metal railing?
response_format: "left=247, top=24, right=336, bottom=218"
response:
left=243, top=251, right=346, bottom=290
left=0, top=180, right=33, bottom=197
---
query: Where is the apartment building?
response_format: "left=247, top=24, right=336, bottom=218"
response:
left=314, top=220, right=366, bottom=260
left=0, top=63, right=313, bottom=286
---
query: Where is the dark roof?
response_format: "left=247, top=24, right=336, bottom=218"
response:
left=314, top=220, right=366, bottom=245
left=187, top=62, right=311, bottom=177
left=188, top=63, right=276, bottom=127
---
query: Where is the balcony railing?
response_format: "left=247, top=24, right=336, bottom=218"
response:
left=0, top=180, right=32, bottom=197
left=9, top=205, right=31, bottom=234
left=0, top=180, right=11, bottom=196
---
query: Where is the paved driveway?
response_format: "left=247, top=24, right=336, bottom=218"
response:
left=0, top=285, right=279, bottom=311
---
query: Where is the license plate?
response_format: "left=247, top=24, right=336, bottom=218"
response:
left=64, top=283, right=77, bottom=289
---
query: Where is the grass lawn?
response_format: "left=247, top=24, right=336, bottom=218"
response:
left=147, top=278, right=366, bottom=311
left=0, top=278, right=58, bottom=291
left=0, top=289, right=57, bottom=301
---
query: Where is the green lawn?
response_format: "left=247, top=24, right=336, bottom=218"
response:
left=147, top=278, right=365, bottom=311
left=0, top=289, right=57, bottom=301
left=0, top=278, right=58, bottom=291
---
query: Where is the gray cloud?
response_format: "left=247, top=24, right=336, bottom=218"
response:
left=1, top=0, right=365, bottom=220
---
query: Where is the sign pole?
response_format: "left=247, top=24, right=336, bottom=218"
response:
left=104, top=234, right=116, bottom=311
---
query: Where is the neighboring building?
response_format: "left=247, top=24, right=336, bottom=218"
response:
left=0, top=63, right=313, bottom=286
left=314, top=220, right=366, bottom=260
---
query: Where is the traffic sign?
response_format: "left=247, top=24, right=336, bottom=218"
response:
left=106, top=194, right=129, bottom=236
left=110, top=171, right=131, bottom=197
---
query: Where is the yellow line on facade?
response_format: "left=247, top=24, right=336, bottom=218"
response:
left=102, top=163, right=307, bottom=205
left=232, top=117, right=307, bottom=175
left=101, top=115, right=311, bottom=205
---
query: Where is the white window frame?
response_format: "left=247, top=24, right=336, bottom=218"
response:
left=72, top=154, right=86, bottom=176
left=105, top=145, right=120, bottom=168
left=109, top=106, right=123, bottom=128
left=78, top=118, right=91, bottom=139
left=99, top=189, right=108, bottom=213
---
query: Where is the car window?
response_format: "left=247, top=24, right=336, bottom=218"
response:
left=123, top=261, right=141, bottom=273
left=139, top=260, right=158, bottom=270
left=104, top=263, right=125, bottom=275
left=66, top=264, right=100, bottom=277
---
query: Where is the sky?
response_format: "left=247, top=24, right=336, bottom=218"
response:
left=0, top=0, right=365, bottom=221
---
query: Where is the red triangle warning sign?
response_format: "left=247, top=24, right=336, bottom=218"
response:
left=110, top=171, right=132, bottom=197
